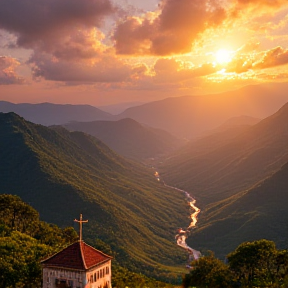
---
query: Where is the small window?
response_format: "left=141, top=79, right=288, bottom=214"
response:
left=55, top=278, right=73, bottom=288
left=94, top=273, right=97, bottom=282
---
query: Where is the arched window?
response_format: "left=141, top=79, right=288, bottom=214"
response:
left=90, top=275, right=93, bottom=283
left=94, top=272, right=97, bottom=282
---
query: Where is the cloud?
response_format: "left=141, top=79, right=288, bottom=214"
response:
left=236, top=0, right=287, bottom=7
left=0, top=0, right=122, bottom=84
left=0, top=56, right=25, bottom=85
left=152, top=58, right=218, bottom=84
left=0, top=0, right=114, bottom=47
left=113, top=0, right=226, bottom=56
left=29, top=52, right=131, bottom=84
left=0, top=0, right=115, bottom=63
left=225, top=43, right=259, bottom=73
left=223, top=45, right=288, bottom=74
left=253, top=46, right=288, bottom=69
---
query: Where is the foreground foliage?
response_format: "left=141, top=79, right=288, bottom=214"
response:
left=0, top=194, right=79, bottom=288
left=0, top=194, right=178, bottom=288
left=183, top=239, right=288, bottom=288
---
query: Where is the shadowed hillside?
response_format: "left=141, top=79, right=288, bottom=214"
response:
left=190, top=161, right=288, bottom=259
left=160, top=102, right=288, bottom=204
left=63, top=118, right=185, bottom=161
left=0, top=112, right=189, bottom=280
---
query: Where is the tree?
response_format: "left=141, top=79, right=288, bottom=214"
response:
left=182, top=251, right=232, bottom=288
left=0, top=194, right=39, bottom=236
left=275, top=249, right=288, bottom=287
left=0, top=194, right=78, bottom=288
left=0, top=230, right=53, bottom=288
left=227, top=239, right=277, bottom=287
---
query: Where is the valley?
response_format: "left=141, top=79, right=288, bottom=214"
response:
left=1, top=89, right=288, bottom=285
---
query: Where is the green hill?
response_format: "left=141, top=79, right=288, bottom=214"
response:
left=0, top=112, right=189, bottom=280
left=189, top=161, right=288, bottom=259
left=160, top=102, right=288, bottom=204
left=62, top=118, right=185, bottom=161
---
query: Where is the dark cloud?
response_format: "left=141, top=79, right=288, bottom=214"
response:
left=114, top=0, right=226, bottom=56
left=0, top=0, right=119, bottom=84
left=0, top=56, right=25, bottom=85
left=30, top=52, right=131, bottom=83
left=0, top=0, right=114, bottom=51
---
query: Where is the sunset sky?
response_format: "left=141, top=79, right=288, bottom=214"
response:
left=1, top=0, right=288, bottom=106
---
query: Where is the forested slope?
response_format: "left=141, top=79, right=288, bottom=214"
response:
left=0, top=112, right=188, bottom=280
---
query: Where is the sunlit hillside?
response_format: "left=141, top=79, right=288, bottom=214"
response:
left=0, top=112, right=189, bottom=281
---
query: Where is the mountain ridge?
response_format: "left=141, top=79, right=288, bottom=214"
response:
left=118, top=82, right=288, bottom=138
left=159, top=101, right=288, bottom=204
left=0, top=101, right=113, bottom=125
left=190, top=160, right=288, bottom=258
left=0, top=112, right=189, bottom=280
left=62, top=118, right=185, bottom=161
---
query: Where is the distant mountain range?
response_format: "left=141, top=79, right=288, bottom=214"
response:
left=118, top=82, right=288, bottom=138
left=0, top=101, right=113, bottom=125
left=98, top=101, right=146, bottom=115
left=2, top=83, right=288, bottom=139
left=160, top=101, right=288, bottom=204
left=0, top=112, right=188, bottom=280
left=62, top=118, right=185, bottom=161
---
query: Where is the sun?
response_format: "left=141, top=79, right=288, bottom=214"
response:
left=215, top=49, right=232, bottom=65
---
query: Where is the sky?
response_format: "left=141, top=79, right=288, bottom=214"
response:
left=1, top=0, right=288, bottom=106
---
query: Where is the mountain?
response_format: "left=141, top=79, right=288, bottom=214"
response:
left=159, top=101, right=288, bottom=204
left=189, top=161, right=288, bottom=259
left=0, top=112, right=189, bottom=280
left=117, top=82, right=288, bottom=138
left=0, top=101, right=113, bottom=125
left=219, top=115, right=261, bottom=127
left=62, top=118, right=185, bottom=161
left=98, top=101, right=146, bottom=115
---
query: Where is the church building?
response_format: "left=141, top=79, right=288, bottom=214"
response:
left=41, top=215, right=112, bottom=288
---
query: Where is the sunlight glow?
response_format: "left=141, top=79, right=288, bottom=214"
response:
left=215, top=49, right=232, bottom=64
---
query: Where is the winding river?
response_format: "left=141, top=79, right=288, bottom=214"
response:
left=155, top=171, right=201, bottom=265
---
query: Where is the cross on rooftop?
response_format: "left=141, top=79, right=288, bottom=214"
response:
left=74, top=214, right=88, bottom=242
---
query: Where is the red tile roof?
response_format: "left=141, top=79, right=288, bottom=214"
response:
left=41, top=241, right=112, bottom=270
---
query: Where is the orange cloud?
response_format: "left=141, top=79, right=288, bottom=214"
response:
left=114, top=0, right=226, bottom=56
left=253, top=46, right=288, bottom=69
left=0, top=56, right=25, bottom=85
left=236, top=0, right=287, bottom=7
